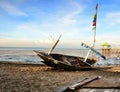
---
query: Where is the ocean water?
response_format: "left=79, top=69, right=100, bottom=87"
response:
left=0, top=47, right=120, bottom=66
left=0, top=48, right=87, bottom=64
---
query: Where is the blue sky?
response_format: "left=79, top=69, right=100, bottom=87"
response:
left=0, top=0, right=120, bottom=48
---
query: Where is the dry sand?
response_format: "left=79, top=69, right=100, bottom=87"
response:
left=0, top=62, right=120, bottom=92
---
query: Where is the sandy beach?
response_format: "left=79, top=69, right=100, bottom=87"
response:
left=0, top=61, right=120, bottom=92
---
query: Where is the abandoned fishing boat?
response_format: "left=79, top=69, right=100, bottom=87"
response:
left=34, top=50, right=96, bottom=71
left=34, top=42, right=105, bottom=71
left=34, top=4, right=105, bottom=71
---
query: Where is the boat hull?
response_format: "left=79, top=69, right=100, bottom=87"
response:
left=34, top=51, right=96, bottom=71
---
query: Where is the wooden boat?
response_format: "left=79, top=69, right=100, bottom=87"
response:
left=34, top=41, right=106, bottom=71
left=34, top=50, right=97, bottom=71
left=34, top=4, right=104, bottom=71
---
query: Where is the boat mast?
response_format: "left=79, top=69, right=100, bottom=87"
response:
left=48, top=34, right=62, bottom=55
left=84, top=3, right=98, bottom=62
left=93, top=3, right=98, bottom=48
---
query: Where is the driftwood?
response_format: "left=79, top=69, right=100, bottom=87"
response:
left=61, top=76, right=101, bottom=92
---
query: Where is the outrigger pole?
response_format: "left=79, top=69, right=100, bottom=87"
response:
left=48, top=34, right=62, bottom=55
left=81, top=42, right=106, bottom=59
left=84, top=3, right=98, bottom=62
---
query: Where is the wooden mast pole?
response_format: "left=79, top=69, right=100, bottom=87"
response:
left=91, top=3, right=98, bottom=60
left=48, top=34, right=62, bottom=55
left=84, top=3, right=98, bottom=62
left=93, top=3, right=98, bottom=48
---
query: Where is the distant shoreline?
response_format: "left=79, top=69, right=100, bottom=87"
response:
left=0, top=61, right=45, bottom=66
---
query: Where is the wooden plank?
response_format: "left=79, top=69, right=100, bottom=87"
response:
left=80, top=89, right=118, bottom=92
left=68, top=76, right=101, bottom=90
left=82, top=78, right=120, bottom=89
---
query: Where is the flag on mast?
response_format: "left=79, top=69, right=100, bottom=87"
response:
left=96, top=3, right=98, bottom=10
left=92, top=3, right=98, bottom=30
left=83, top=3, right=98, bottom=62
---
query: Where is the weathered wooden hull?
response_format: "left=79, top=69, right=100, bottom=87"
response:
left=34, top=51, right=97, bottom=71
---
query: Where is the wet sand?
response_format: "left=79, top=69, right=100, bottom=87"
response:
left=0, top=61, right=120, bottom=92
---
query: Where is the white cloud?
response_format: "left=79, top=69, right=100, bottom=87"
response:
left=35, top=39, right=52, bottom=44
left=16, top=24, right=38, bottom=31
left=96, top=34, right=120, bottom=46
left=15, top=24, right=47, bottom=34
left=107, top=12, right=120, bottom=18
left=0, top=37, right=53, bottom=47
left=60, top=0, right=84, bottom=25
left=106, top=12, right=120, bottom=26
left=0, top=1, right=27, bottom=16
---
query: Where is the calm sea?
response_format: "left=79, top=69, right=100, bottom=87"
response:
left=0, top=47, right=88, bottom=63
left=0, top=47, right=120, bottom=65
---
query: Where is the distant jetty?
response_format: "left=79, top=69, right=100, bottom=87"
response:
left=101, top=42, right=120, bottom=58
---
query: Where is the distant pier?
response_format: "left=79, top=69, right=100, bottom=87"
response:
left=89, top=42, right=120, bottom=60
left=101, top=42, right=120, bottom=58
